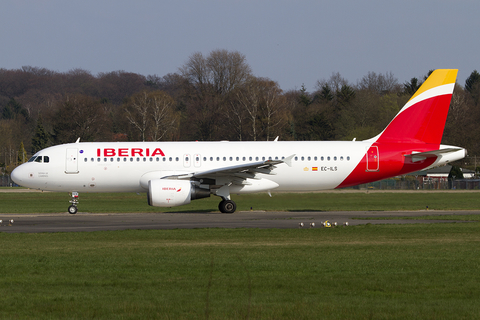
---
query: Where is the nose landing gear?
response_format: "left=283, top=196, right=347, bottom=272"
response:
left=68, top=192, right=79, bottom=214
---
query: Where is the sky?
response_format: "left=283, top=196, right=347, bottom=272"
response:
left=1, top=0, right=479, bottom=92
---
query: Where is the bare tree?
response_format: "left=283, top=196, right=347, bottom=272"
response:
left=124, top=90, right=178, bottom=141
left=258, top=78, right=286, bottom=141
left=125, top=91, right=150, bottom=141
left=149, top=91, right=179, bottom=141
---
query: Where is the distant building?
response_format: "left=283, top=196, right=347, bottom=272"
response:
left=409, top=165, right=475, bottom=189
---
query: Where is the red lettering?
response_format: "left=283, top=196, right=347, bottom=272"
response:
left=151, top=148, right=165, bottom=157
left=104, top=148, right=116, bottom=156
left=132, top=148, right=143, bottom=156
left=98, top=147, right=165, bottom=157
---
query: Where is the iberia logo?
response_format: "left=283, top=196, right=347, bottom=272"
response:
left=177, top=188, right=182, bottom=192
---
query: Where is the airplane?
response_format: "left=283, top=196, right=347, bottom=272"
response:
left=11, top=69, right=466, bottom=214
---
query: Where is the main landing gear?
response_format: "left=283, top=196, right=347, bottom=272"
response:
left=68, top=191, right=79, bottom=214
left=218, top=199, right=236, bottom=214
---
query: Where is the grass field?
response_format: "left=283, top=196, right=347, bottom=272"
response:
left=1, top=224, right=480, bottom=319
left=2, top=190, right=480, bottom=319
left=1, top=189, right=480, bottom=213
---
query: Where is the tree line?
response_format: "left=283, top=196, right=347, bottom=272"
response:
left=1, top=49, right=479, bottom=174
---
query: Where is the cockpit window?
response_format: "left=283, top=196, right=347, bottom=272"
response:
left=28, top=155, right=49, bottom=163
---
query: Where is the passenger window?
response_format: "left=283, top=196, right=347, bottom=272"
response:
left=334, top=156, right=337, bottom=161
left=314, top=156, right=317, bottom=161
left=301, top=156, right=304, bottom=161
left=307, top=156, right=311, bottom=161
left=327, top=156, right=331, bottom=161
left=340, top=156, right=344, bottom=161
left=347, top=156, right=350, bottom=161
left=249, top=157, right=252, bottom=161
left=84, top=158, right=87, bottom=162
left=110, top=158, right=114, bottom=162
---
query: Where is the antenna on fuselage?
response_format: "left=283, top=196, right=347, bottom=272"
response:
left=75, top=138, right=80, bottom=143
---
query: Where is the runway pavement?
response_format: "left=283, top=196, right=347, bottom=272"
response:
left=0, top=210, right=476, bottom=233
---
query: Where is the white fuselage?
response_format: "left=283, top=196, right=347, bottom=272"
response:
left=11, top=140, right=466, bottom=194
left=12, top=141, right=371, bottom=193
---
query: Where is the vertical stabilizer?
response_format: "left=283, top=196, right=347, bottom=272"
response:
left=375, top=69, right=457, bottom=144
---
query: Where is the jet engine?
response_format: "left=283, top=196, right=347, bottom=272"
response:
left=147, top=179, right=210, bottom=207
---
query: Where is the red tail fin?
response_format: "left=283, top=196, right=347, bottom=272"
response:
left=375, top=69, right=457, bottom=144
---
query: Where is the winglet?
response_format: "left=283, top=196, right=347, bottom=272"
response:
left=283, top=154, right=295, bottom=167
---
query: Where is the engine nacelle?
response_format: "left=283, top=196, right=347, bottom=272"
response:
left=147, top=179, right=210, bottom=207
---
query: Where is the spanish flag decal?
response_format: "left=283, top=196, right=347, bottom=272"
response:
left=312, top=167, right=318, bottom=171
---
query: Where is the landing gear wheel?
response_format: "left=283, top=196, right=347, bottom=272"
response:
left=219, top=200, right=236, bottom=214
left=68, top=205, right=78, bottom=215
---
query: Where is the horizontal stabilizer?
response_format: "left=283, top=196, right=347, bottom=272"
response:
left=404, top=148, right=463, bottom=162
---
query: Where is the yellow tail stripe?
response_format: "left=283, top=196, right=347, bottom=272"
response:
left=409, top=69, right=458, bottom=102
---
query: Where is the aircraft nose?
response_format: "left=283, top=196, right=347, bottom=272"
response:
left=11, top=165, right=24, bottom=185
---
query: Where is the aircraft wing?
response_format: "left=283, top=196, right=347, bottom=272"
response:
left=163, top=154, right=295, bottom=181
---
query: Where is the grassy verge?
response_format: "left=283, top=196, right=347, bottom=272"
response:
left=1, top=191, right=480, bottom=213
left=355, top=214, right=480, bottom=221
left=1, top=224, right=479, bottom=319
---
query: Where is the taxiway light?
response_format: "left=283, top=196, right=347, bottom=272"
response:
left=310, top=222, right=315, bottom=228
left=0, top=220, right=2, bottom=224
left=333, top=222, right=337, bottom=227
left=344, top=222, right=349, bottom=226
left=299, top=222, right=304, bottom=227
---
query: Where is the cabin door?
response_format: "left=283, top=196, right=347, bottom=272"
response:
left=366, top=146, right=379, bottom=172
left=65, top=148, right=79, bottom=174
